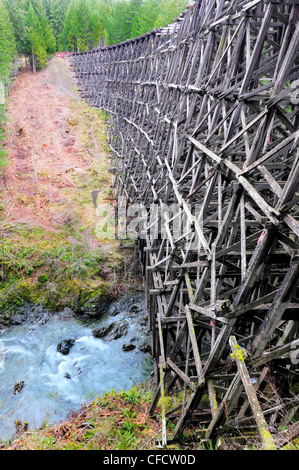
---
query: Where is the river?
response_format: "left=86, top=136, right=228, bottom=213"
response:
left=0, top=295, right=153, bottom=443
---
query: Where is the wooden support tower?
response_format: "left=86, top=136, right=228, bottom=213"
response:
left=70, top=0, right=299, bottom=448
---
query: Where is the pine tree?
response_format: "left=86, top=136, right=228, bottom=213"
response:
left=0, top=0, right=17, bottom=84
left=30, top=0, right=56, bottom=53
left=109, top=0, right=141, bottom=45
left=154, top=0, right=188, bottom=28
left=61, top=0, right=83, bottom=51
left=3, top=0, right=28, bottom=55
left=40, top=13, right=56, bottom=53
left=31, top=29, right=48, bottom=70
left=131, top=0, right=160, bottom=38
left=0, top=0, right=16, bottom=171
left=61, top=0, right=104, bottom=52
left=26, top=3, right=48, bottom=69
left=48, top=0, right=68, bottom=49
left=94, top=0, right=113, bottom=45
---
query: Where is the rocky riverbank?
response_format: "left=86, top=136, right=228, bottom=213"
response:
left=0, top=292, right=153, bottom=443
left=1, top=292, right=152, bottom=353
left=91, top=293, right=151, bottom=354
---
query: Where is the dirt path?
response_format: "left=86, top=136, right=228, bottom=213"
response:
left=1, top=57, right=110, bottom=244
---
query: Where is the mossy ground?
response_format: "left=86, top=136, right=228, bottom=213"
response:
left=3, top=384, right=186, bottom=451
left=0, top=220, right=136, bottom=323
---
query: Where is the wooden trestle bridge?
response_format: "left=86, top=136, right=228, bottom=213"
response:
left=70, top=0, right=299, bottom=449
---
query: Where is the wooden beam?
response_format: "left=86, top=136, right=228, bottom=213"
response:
left=229, top=336, right=276, bottom=450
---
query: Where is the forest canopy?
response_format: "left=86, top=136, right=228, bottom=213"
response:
left=2, top=0, right=189, bottom=59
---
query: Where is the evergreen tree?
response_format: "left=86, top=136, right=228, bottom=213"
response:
left=31, top=29, right=48, bottom=70
left=2, top=0, right=26, bottom=55
left=61, top=0, right=104, bottom=52
left=3, top=0, right=190, bottom=59
left=30, top=0, right=56, bottom=53
left=61, top=0, right=86, bottom=51
left=88, top=0, right=105, bottom=48
left=40, top=12, right=56, bottom=53
left=131, top=0, right=160, bottom=38
left=0, top=0, right=16, bottom=170
left=26, top=3, right=48, bottom=69
left=154, top=0, right=188, bottom=28
left=93, top=0, right=112, bottom=46
left=0, top=0, right=17, bottom=83
left=49, top=0, right=68, bottom=49
left=108, top=0, right=142, bottom=44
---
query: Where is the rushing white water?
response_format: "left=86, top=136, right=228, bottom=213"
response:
left=0, top=314, right=152, bottom=442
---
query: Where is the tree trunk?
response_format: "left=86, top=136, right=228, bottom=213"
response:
left=32, top=52, right=36, bottom=73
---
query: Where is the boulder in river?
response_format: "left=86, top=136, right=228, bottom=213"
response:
left=92, top=320, right=129, bottom=341
left=57, top=339, right=75, bottom=355
left=13, top=381, right=24, bottom=394
left=137, top=340, right=151, bottom=353
left=122, top=343, right=136, bottom=352
left=91, top=323, right=113, bottom=338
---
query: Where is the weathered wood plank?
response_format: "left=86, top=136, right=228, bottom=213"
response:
left=229, top=336, right=276, bottom=450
